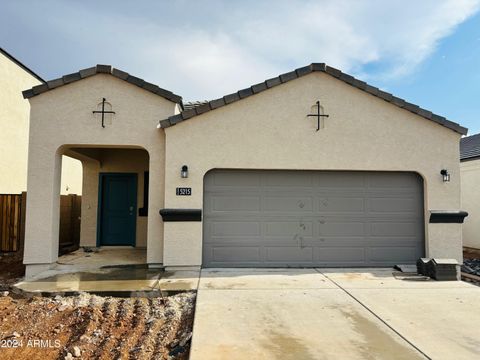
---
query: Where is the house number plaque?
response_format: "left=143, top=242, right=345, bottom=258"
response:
left=176, top=187, right=192, bottom=196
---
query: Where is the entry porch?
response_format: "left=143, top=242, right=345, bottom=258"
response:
left=24, top=145, right=165, bottom=279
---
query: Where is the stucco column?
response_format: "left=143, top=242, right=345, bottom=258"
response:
left=162, top=153, right=203, bottom=269
left=424, top=170, right=463, bottom=263
left=24, top=149, right=62, bottom=278
left=147, top=150, right=164, bottom=265
left=79, top=158, right=100, bottom=247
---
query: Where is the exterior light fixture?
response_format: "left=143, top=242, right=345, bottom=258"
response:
left=440, top=169, right=450, bottom=182
left=181, top=165, right=189, bottom=178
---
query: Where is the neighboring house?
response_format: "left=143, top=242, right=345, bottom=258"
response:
left=21, top=63, right=468, bottom=278
left=0, top=47, right=82, bottom=195
left=460, top=133, right=480, bottom=249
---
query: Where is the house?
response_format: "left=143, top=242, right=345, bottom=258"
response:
left=460, top=133, right=480, bottom=249
left=0, top=48, right=82, bottom=195
left=21, top=63, right=468, bottom=278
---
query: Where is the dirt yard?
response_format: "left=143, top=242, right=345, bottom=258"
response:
left=0, top=250, right=197, bottom=359
left=0, top=251, right=25, bottom=288
left=0, top=291, right=196, bottom=360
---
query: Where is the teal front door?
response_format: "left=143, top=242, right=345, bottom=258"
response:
left=98, top=173, right=137, bottom=246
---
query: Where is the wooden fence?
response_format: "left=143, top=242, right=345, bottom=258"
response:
left=0, top=193, right=25, bottom=252
left=0, top=193, right=81, bottom=253
left=59, top=194, right=82, bottom=254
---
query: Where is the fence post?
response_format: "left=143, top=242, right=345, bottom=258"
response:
left=20, top=192, right=27, bottom=253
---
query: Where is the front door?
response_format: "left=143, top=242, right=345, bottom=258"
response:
left=99, top=173, right=137, bottom=246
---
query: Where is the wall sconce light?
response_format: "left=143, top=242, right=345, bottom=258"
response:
left=181, top=165, right=189, bottom=178
left=440, top=169, right=450, bottom=182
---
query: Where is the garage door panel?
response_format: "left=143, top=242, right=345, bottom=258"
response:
left=371, top=222, right=419, bottom=236
left=369, top=197, right=418, bottom=212
left=315, top=247, right=366, bottom=263
left=265, top=221, right=313, bottom=236
left=207, top=240, right=261, bottom=248
left=310, top=237, right=365, bottom=245
left=366, top=173, right=421, bottom=188
left=206, top=171, right=261, bottom=187
left=367, top=238, right=422, bottom=246
left=203, top=170, right=424, bottom=267
left=318, top=197, right=365, bottom=212
left=209, top=246, right=261, bottom=263
left=213, top=237, right=315, bottom=247
left=264, top=196, right=313, bottom=212
left=212, top=221, right=261, bottom=236
left=369, top=247, right=419, bottom=263
left=212, top=196, right=261, bottom=212
left=266, top=247, right=313, bottom=262
left=318, top=221, right=366, bottom=236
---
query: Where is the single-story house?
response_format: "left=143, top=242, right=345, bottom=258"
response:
left=22, top=63, right=468, bottom=278
left=0, top=47, right=82, bottom=195
left=460, top=133, right=480, bottom=249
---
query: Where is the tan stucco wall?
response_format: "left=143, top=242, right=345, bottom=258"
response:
left=461, top=158, right=480, bottom=249
left=80, top=148, right=149, bottom=248
left=163, top=72, right=463, bottom=266
left=0, top=52, right=82, bottom=195
left=24, top=74, right=175, bottom=275
left=0, top=51, right=40, bottom=194
left=60, top=155, right=83, bottom=195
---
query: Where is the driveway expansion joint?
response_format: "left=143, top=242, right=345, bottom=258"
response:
left=315, top=268, right=432, bottom=360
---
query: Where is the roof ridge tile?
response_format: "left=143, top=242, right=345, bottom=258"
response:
left=62, top=72, right=81, bottom=84
left=158, top=62, right=467, bottom=135
left=279, top=71, right=297, bottom=83
left=79, top=66, right=97, bottom=78
left=23, top=65, right=182, bottom=104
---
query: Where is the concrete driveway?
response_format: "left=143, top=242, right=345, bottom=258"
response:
left=190, top=268, right=480, bottom=360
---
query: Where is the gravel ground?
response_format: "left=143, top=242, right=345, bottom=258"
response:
left=0, top=291, right=196, bottom=360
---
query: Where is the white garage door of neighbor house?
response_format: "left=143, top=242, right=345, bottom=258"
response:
left=203, top=170, right=425, bottom=267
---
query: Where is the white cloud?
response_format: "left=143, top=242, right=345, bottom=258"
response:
left=126, top=0, right=480, bottom=99
left=7, top=0, right=479, bottom=100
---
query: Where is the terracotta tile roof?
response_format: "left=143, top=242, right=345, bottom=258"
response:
left=461, top=133, right=480, bottom=160
left=158, top=63, right=467, bottom=135
left=22, top=64, right=182, bottom=104
left=183, top=100, right=209, bottom=110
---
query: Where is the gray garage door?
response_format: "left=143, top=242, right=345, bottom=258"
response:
left=203, top=170, right=424, bottom=267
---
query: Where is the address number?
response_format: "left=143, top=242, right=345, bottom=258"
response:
left=176, top=187, right=192, bottom=196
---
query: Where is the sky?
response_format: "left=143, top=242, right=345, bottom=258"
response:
left=1, top=0, right=479, bottom=134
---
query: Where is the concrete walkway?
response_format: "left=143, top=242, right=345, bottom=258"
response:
left=15, top=247, right=200, bottom=294
left=15, top=248, right=200, bottom=293
left=190, top=268, right=480, bottom=360
left=15, top=267, right=200, bottom=293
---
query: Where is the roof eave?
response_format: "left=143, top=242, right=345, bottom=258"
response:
left=22, top=64, right=182, bottom=104
left=461, top=155, right=480, bottom=162
left=0, top=47, right=45, bottom=83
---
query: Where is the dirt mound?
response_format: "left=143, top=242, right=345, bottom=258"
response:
left=0, top=292, right=195, bottom=359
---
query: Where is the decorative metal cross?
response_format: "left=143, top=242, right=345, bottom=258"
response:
left=92, top=98, right=115, bottom=128
left=307, top=101, right=329, bottom=131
